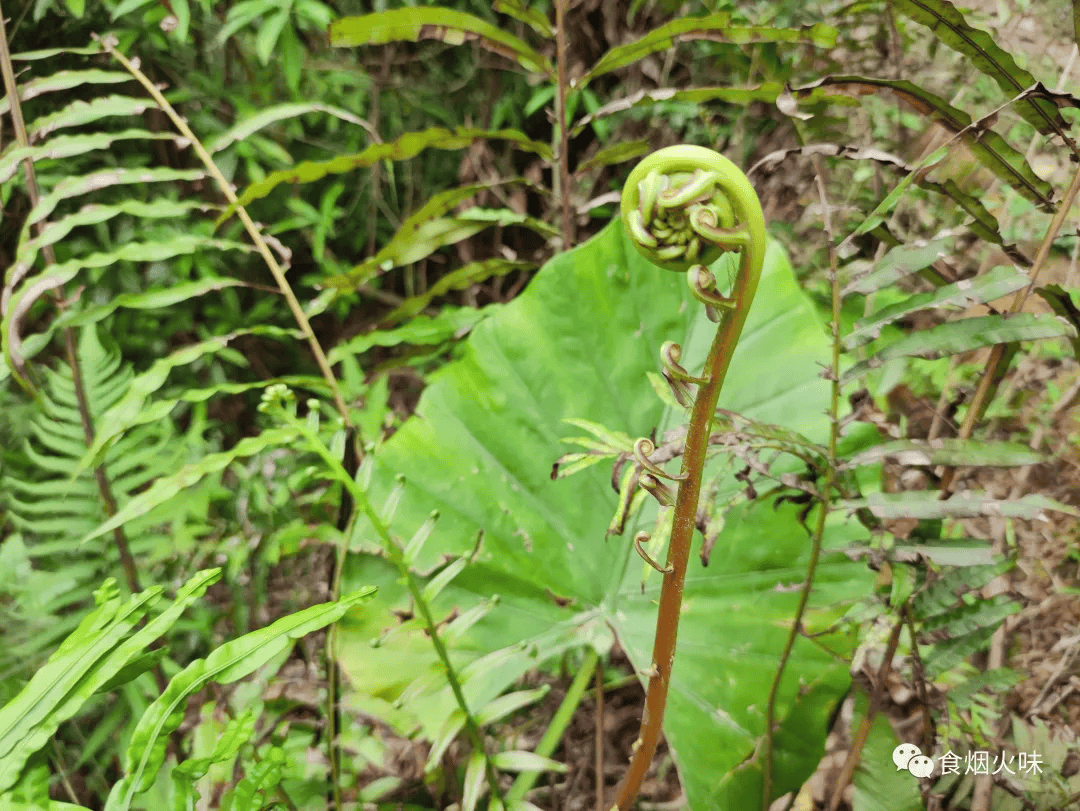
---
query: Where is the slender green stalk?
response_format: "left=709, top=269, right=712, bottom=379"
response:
left=762, top=152, right=841, bottom=809
left=613, top=146, right=766, bottom=810
left=268, top=395, right=503, bottom=805
left=97, top=39, right=366, bottom=804
left=96, top=36, right=356, bottom=436
left=506, top=647, right=600, bottom=805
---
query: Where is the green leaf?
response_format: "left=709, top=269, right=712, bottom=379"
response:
left=25, top=95, right=154, bottom=141
left=170, top=0, right=191, bottom=40
left=944, top=668, right=1022, bottom=710
left=0, top=593, right=154, bottom=792
left=911, top=561, right=1011, bottom=618
left=94, top=647, right=169, bottom=693
left=28, top=167, right=205, bottom=227
left=922, top=605, right=1015, bottom=675
left=456, top=207, right=558, bottom=238
left=489, top=751, right=567, bottom=773
left=403, top=510, right=441, bottom=564
left=216, top=0, right=277, bottom=41
left=922, top=594, right=1018, bottom=636
left=1036, top=284, right=1080, bottom=360
left=58, top=278, right=252, bottom=329
left=572, top=83, right=785, bottom=137
left=104, top=588, right=376, bottom=811
left=843, top=237, right=953, bottom=295
left=840, top=491, right=1078, bottom=521
left=255, top=9, right=289, bottom=65
left=493, top=0, right=551, bottom=37
left=892, top=0, right=1069, bottom=135
left=422, top=558, right=468, bottom=603
left=30, top=236, right=248, bottom=273
left=846, top=265, right=1028, bottom=347
left=842, top=313, right=1076, bottom=382
left=793, top=75, right=1055, bottom=210
left=224, top=746, right=285, bottom=811
left=110, top=0, right=155, bottom=17
left=842, top=438, right=1043, bottom=468
left=10, top=45, right=104, bottom=60
left=221, top=127, right=551, bottom=223
left=580, top=18, right=836, bottom=86
left=205, top=103, right=368, bottom=153
left=326, top=185, right=549, bottom=288
left=0, top=755, right=90, bottom=811
left=0, top=70, right=132, bottom=116
left=380, top=259, right=535, bottom=323
left=561, top=417, right=635, bottom=454
left=849, top=145, right=950, bottom=239
left=426, top=711, right=466, bottom=770
left=278, top=21, right=303, bottom=91
left=4, top=268, right=255, bottom=392
left=577, top=139, right=651, bottom=173
left=0, top=570, right=220, bottom=793
left=330, top=9, right=553, bottom=75
left=78, top=427, right=301, bottom=547
left=338, top=219, right=872, bottom=810
left=474, top=685, right=550, bottom=726
left=327, top=306, right=492, bottom=365
left=849, top=695, right=924, bottom=811
left=930, top=178, right=1010, bottom=247
left=0, top=130, right=184, bottom=184
left=173, top=709, right=257, bottom=781
left=461, top=749, right=487, bottom=811
left=77, top=328, right=302, bottom=469
left=14, top=199, right=207, bottom=269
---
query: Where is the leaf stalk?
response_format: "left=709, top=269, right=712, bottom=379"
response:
left=613, top=145, right=766, bottom=809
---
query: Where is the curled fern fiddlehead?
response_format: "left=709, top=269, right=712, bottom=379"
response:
left=613, top=146, right=766, bottom=810
left=621, top=144, right=759, bottom=273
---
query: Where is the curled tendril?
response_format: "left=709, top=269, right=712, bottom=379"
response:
left=634, top=437, right=686, bottom=482
left=621, top=145, right=755, bottom=273
left=686, top=264, right=738, bottom=323
left=659, top=341, right=702, bottom=407
left=639, top=473, right=676, bottom=507
left=634, top=532, right=673, bottom=574
left=660, top=341, right=705, bottom=384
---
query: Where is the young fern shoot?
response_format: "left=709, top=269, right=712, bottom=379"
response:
left=613, top=145, right=766, bottom=810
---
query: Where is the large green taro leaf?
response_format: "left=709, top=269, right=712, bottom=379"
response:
left=340, top=218, right=872, bottom=808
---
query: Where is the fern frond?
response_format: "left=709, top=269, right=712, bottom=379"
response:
left=0, top=328, right=207, bottom=678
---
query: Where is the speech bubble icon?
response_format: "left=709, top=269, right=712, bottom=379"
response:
left=892, top=743, right=921, bottom=771
left=908, top=754, right=934, bottom=778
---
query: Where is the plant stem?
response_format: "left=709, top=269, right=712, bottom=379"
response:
left=940, top=161, right=1080, bottom=495
left=553, top=0, right=574, bottom=249
left=613, top=179, right=764, bottom=808
left=763, top=152, right=842, bottom=809
left=98, top=36, right=356, bottom=438
left=506, top=646, right=600, bottom=805
left=285, top=412, right=504, bottom=805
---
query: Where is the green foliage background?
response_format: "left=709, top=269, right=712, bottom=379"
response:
left=1, top=0, right=1078, bottom=808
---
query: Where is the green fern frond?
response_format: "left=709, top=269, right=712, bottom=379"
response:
left=0, top=327, right=203, bottom=678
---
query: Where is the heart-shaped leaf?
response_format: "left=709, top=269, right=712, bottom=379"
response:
left=340, top=218, right=872, bottom=807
